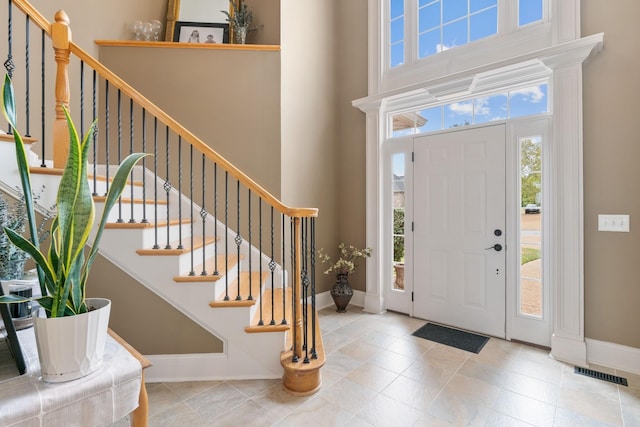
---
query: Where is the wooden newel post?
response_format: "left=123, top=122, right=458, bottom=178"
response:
left=51, top=10, right=71, bottom=169
left=293, top=217, right=304, bottom=360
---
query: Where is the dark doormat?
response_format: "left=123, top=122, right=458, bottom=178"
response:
left=412, top=323, right=489, bottom=354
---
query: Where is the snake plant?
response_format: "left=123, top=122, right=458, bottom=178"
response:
left=1, top=74, right=148, bottom=317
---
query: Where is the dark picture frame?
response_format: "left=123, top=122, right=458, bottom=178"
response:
left=0, top=285, right=26, bottom=375
left=173, top=21, right=229, bottom=44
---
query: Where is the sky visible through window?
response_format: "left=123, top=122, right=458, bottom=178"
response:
left=390, top=84, right=548, bottom=138
left=391, top=0, right=543, bottom=68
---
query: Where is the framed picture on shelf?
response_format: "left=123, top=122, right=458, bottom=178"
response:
left=173, top=21, right=229, bottom=44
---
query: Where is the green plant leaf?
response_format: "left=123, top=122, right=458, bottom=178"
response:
left=1, top=75, right=47, bottom=299
left=4, top=227, right=55, bottom=285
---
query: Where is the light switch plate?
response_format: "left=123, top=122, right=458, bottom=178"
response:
left=598, top=214, right=630, bottom=232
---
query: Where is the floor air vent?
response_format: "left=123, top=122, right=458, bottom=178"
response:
left=574, top=367, right=628, bottom=386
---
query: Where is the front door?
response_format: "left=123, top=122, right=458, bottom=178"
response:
left=413, top=124, right=506, bottom=338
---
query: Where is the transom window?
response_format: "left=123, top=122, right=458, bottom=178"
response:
left=390, top=0, right=545, bottom=69
left=390, top=83, right=548, bottom=137
left=418, top=0, right=498, bottom=59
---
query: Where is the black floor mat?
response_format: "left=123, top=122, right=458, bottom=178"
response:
left=412, top=323, right=489, bottom=354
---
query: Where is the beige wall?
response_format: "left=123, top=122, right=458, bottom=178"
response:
left=98, top=45, right=282, bottom=197
left=280, top=0, right=341, bottom=293
left=28, top=0, right=166, bottom=55
left=88, top=254, right=223, bottom=354
left=582, top=1, right=640, bottom=348
left=336, top=0, right=368, bottom=292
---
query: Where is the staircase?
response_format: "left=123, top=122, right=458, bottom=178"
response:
left=0, top=0, right=324, bottom=394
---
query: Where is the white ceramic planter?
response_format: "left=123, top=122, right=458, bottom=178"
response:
left=33, top=298, right=111, bottom=383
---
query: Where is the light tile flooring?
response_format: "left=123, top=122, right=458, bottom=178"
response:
left=112, top=306, right=640, bottom=426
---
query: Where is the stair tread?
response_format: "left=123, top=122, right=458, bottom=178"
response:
left=281, top=306, right=326, bottom=371
left=136, top=236, right=218, bottom=256
left=106, top=219, right=192, bottom=229
left=209, top=272, right=268, bottom=307
left=173, top=254, right=244, bottom=282
left=245, top=287, right=292, bottom=333
left=29, top=166, right=144, bottom=186
left=93, top=195, right=168, bottom=205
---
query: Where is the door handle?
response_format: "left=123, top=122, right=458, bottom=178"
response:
left=485, top=243, right=503, bottom=252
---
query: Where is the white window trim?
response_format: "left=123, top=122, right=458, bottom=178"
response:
left=354, top=0, right=603, bottom=367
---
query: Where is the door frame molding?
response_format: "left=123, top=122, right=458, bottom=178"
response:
left=354, top=35, right=603, bottom=367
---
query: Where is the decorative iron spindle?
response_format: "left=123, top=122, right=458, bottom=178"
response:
left=91, top=69, right=98, bottom=195
left=128, top=98, right=136, bottom=223
left=258, top=198, right=264, bottom=326
left=116, top=89, right=123, bottom=223
left=39, top=29, right=45, bottom=165
left=200, top=154, right=207, bottom=275
left=269, top=207, right=275, bottom=325
left=80, top=61, right=84, bottom=139
left=188, top=145, right=195, bottom=275
left=5, top=0, right=14, bottom=134
left=152, top=118, right=160, bottom=250
left=235, top=180, right=242, bottom=300
left=24, top=15, right=30, bottom=136
left=104, top=81, right=110, bottom=194
left=290, top=218, right=297, bottom=362
left=247, top=189, right=252, bottom=300
left=311, top=217, right=317, bottom=359
left=224, top=171, right=229, bottom=301
left=141, top=108, right=148, bottom=223
left=302, top=217, right=310, bottom=363
left=281, top=213, right=287, bottom=325
left=177, top=136, right=183, bottom=247
left=164, top=127, right=172, bottom=249
left=213, top=163, right=219, bottom=276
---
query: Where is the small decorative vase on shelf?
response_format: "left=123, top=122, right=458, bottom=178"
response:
left=234, top=26, right=248, bottom=44
left=330, top=273, right=353, bottom=313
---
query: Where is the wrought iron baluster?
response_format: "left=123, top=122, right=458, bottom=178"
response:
left=213, top=163, right=219, bottom=276
left=302, top=217, right=309, bottom=363
left=80, top=61, right=84, bottom=139
left=282, top=213, right=287, bottom=325
left=152, top=118, right=159, bottom=250
left=141, top=109, right=148, bottom=223
left=269, top=207, right=275, bottom=325
left=224, top=171, right=229, bottom=301
left=116, top=89, right=123, bottom=223
left=177, top=136, right=183, bottom=247
left=39, top=29, right=45, bottom=165
left=311, top=217, right=317, bottom=359
left=91, top=69, right=97, bottom=195
left=247, top=189, right=252, bottom=300
left=201, top=154, right=207, bottom=275
left=128, top=98, right=135, bottom=223
left=104, top=81, right=110, bottom=195
left=5, top=1, right=15, bottom=136
left=24, top=15, right=30, bottom=136
left=290, top=218, right=297, bottom=362
left=188, top=145, right=195, bottom=275
left=258, top=199, right=264, bottom=326
left=164, top=127, right=171, bottom=249
left=235, top=180, right=242, bottom=300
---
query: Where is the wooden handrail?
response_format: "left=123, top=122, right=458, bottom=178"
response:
left=9, top=0, right=317, bottom=219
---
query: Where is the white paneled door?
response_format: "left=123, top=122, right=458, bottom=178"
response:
left=413, top=125, right=506, bottom=338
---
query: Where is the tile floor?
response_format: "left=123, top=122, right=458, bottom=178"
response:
left=111, top=306, right=640, bottom=426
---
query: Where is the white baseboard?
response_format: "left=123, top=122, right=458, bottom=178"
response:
left=551, top=334, right=588, bottom=367
left=586, top=338, right=640, bottom=375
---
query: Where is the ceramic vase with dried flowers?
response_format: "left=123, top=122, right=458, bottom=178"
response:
left=319, top=243, right=372, bottom=312
left=222, top=0, right=254, bottom=44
